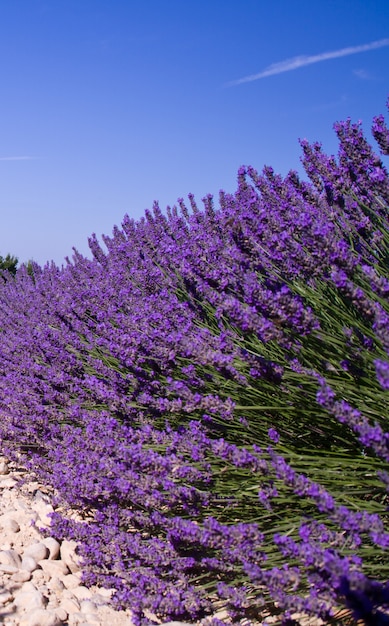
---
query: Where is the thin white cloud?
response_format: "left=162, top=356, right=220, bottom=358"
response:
left=353, top=68, right=372, bottom=80
left=0, top=156, right=36, bottom=161
left=227, top=38, right=389, bottom=86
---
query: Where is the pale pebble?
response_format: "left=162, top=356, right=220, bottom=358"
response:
left=55, top=607, right=68, bottom=621
left=34, top=502, right=54, bottom=527
left=78, top=615, right=101, bottom=625
left=0, top=549, right=22, bottom=568
left=39, top=558, right=70, bottom=577
left=80, top=599, right=97, bottom=613
left=62, top=573, right=83, bottom=589
left=24, top=541, right=49, bottom=562
left=32, top=568, right=50, bottom=584
left=71, top=585, right=93, bottom=601
left=21, top=555, right=39, bottom=573
left=42, top=537, right=61, bottom=560
left=0, top=516, right=20, bottom=532
left=0, top=590, right=13, bottom=605
left=91, top=592, right=112, bottom=605
left=60, top=539, right=80, bottom=573
left=46, top=595, right=60, bottom=608
left=0, top=477, right=17, bottom=488
left=0, top=458, right=9, bottom=475
left=13, top=589, right=48, bottom=610
left=0, top=543, right=13, bottom=551
left=0, top=564, right=19, bottom=574
left=11, top=570, right=32, bottom=583
left=95, top=586, right=114, bottom=598
left=59, top=597, right=81, bottom=613
left=20, top=608, right=63, bottom=626
left=48, top=576, right=65, bottom=592
left=21, top=581, right=38, bottom=593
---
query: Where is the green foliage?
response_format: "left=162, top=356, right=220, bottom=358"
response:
left=0, top=253, right=18, bottom=276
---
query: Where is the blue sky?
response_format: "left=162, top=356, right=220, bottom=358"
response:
left=0, top=0, right=388, bottom=266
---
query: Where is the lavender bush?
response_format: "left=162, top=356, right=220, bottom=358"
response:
left=0, top=101, right=388, bottom=625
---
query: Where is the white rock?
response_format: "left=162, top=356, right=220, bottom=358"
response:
left=0, top=590, right=13, bottom=605
left=37, top=584, right=50, bottom=597
left=21, top=555, right=39, bottom=572
left=21, top=581, right=38, bottom=593
left=54, top=607, right=68, bottom=621
left=14, top=497, right=33, bottom=512
left=38, top=558, right=70, bottom=577
left=42, top=537, right=61, bottom=560
left=11, top=569, right=32, bottom=583
left=13, top=589, right=48, bottom=610
left=24, top=541, right=49, bottom=562
left=59, top=597, right=81, bottom=613
left=32, top=568, right=50, bottom=585
left=0, top=564, right=19, bottom=574
left=62, top=589, right=80, bottom=601
left=20, top=608, right=63, bottom=626
left=48, top=576, right=65, bottom=592
left=60, top=539, right=80, bottom=573
left=0, top=476, right=17, bottom=488
left=1, top=517, right=20, bottom=533
left=78, top=615, right=100, bottom=625
left=0, top=549, right=22, bottom=568
left=46, top=595, right=60, bottom=608
left=71, top=586, right=93, bottom=600
left=62, top=573, right=82, bottom=589
left=80, top=600, right=97, bottom=613
left=0, top=457, right=9, bottom=475
left=34, top=502, right=54, bottom=527
left=94, top=586, right=114, bottom=598
left=91, top=592, right=111, bottom=605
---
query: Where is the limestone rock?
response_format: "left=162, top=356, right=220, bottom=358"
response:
left=60, top=540, right=80, bottom=573
left=59, top=597, right=81, bottom=614
left=13, top=589, right=48, bottom=610
left=42, top=537, right=61, bottom=560
left=20, top=608, right=63, bottom=626
left=11, top=569, right=32, bottom=583
left=20, top=555, right=39, bottom=573
left=0, top=458, right=10, bottom=475
left=38, top=559, right=70, bottom=577
left=61, top=573, right=81, bottom=590
left=0, top=590, right=13, bottom=605
left=0, top=516, right=20, bottom=533
left=72, top=585, right=93, bottom=601
left=0, top=549, right=22, bottom=568
left=24, top=541, right=49, bottom=562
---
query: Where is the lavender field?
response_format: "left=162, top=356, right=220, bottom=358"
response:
left=0, top=102, right=389, bottom=626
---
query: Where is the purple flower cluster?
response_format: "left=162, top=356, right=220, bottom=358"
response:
left=0, top=102, right=387, bottom=624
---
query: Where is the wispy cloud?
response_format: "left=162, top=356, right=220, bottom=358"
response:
left=353, top=68, right=373, bottom=80
left=227, top=38, right=389, bottom=86
left=0, top=156, right=36, bottom=161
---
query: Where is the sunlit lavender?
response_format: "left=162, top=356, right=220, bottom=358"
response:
left=0, top=101, right=388, bottom=626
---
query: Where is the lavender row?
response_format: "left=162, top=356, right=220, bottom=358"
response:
left=0, top=102, right=387, bottom=624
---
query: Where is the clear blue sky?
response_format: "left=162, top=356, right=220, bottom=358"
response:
left=1, top=0, right=388, bottom=266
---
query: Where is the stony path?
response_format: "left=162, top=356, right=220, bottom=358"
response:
left=0, top=456, right=138, bottom=626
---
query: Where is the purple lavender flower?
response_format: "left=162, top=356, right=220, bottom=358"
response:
left=372, top=110, right=389, bottom=156
left=268, top=428, right=280, bottom=444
